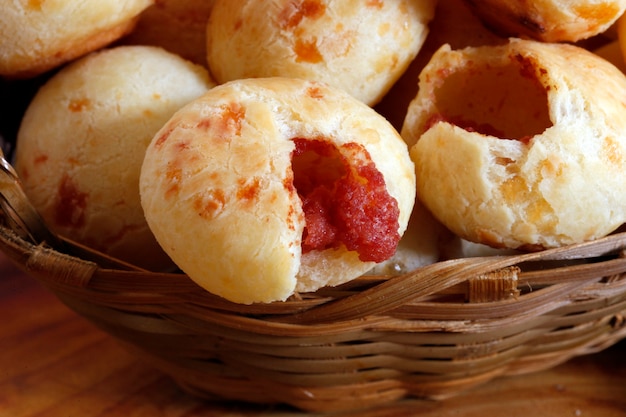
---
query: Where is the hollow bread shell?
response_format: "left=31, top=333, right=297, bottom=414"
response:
left=402, top=39, right=626, bottom=250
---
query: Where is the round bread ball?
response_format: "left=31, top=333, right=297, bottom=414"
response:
left=463, top=0, right=626, bottom=43
left=0, top=0, right=153, bottom=78
left=206, top=0, right=436, bottom=106
left=402, top=38, right=626, bottom=251
left=14, top=45, right=215, bottom=270
left=140, top=77, right=416, bottom=304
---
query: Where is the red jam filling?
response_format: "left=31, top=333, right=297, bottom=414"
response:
left=291, top=138, right=400, bottom=263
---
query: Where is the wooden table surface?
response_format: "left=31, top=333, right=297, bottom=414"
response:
left=2, top=250, right=626, bottom=417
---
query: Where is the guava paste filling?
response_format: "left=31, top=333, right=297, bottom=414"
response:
left=291, top=138, right=400, bottom=263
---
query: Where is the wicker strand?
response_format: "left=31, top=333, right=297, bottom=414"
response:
left=2, top=222, right=626, bottom=412
left=467, top=266, right=520, bottom=303
left=27, top=244, right=97, bottom=288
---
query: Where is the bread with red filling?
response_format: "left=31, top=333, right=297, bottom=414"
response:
left=140, top=77, right=416, bottom=304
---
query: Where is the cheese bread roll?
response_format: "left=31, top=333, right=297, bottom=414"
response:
left=402, top=38, right=626, bottom=251
left=15, top=46, right=214, bottom=270
left=140, top=77, right=416, bottom=304
left=206, top=0, right=436, bottom=106
left=0, top=0, right=153, bottom=78
left=463, top=0, right=626, bottom=43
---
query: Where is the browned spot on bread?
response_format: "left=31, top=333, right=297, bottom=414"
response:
left=163, top=139, right=200, bottom=199
left=34, top=154, right=48, bottom=165
left=154, top=127, right=174, bottom=148
left=574, top=2, right=620, bottom=26
left=306, top=86, right=324, bottom=99
left=286, top=203, right=302, bottom=233
left=279, top=0, right=326, bottom=29
left=27, top=0, right=44, bottom=10
left=176, top=140, right=191, bottom=152
left=194, top=189, right=226, bottom=220
left=55, top=174, right=87, bottom=228
left=513, top=54, right=552, bottom=94
left=236, top=177, right=261, bottom=203
left=165, top=166, right=182, bottom=199
left=294, top=37, right=323, bottom=63
left=196, top=118, right=211, bottom=130
left=603, top=136, right=624, bottom=166
left=68, top=98, right=91, bottom=112
left=366, top=0, right=384, bottom=8
left=202, top=103, right=246, bottom=138
left=283, top=169, right=303, bottom=233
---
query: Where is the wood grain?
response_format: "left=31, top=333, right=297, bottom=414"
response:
left=1, top=251, right=625, bottom=417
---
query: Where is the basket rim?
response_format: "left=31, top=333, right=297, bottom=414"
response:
left=3, top=222, right=626, bottom=411
left=3, top=222, right=626, bottom=324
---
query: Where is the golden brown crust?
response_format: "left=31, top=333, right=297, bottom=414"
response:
left=140, top=77, right=416, bottom=304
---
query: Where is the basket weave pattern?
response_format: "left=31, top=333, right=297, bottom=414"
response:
left=2, top=222, right=626, bottom=412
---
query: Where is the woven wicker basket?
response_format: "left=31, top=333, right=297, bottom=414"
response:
left=2, top=207, right=626, bottom=412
